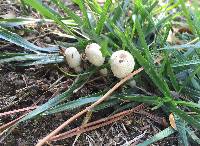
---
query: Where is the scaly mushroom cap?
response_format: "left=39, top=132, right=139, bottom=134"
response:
left=64, top=47, right=81, bottom=68
left=110, top=50, right=135, bottom=78
left=85, top=43, right=105, bottom=66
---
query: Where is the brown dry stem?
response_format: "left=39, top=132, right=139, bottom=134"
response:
left=50, top=104, right=145, bottom=142
left=36, top=67, right=144, bottom=146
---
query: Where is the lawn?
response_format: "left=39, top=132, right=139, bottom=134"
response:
left=0, top=0, right=200, bottom=145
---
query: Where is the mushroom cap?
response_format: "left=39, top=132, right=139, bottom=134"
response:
left=85, top=43, right=105, bottom=66
left=110, top=50, right=135, bottom=78
left=64, top=47, right=81, bottom=68
left=128, top=79, right=136, bottom=88
left=100, top=68, right=108, bottom=76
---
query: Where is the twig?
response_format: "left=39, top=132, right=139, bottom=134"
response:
left=0, top=94, right=43, bottom=133
left=72, top=111, right=92, bottom=146
left=50, top=104, right=145, bottom=141
left=0, top=106, right=37, bottom=117
left=0, top=115, right=24, bottom=133
left=48, top=76, right=64, bottom=89
left=36, top=67, right=144, bottom=146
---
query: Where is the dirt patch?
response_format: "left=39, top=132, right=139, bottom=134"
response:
left=0, top=64, right=177, bottom=145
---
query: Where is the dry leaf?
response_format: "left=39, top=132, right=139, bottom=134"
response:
left=169, top=113, right=177, bottom=130
left=167, top=30, right=179, bottom=44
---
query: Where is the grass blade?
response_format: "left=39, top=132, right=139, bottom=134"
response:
left=75, top=0, right=91, bottom=29
left=85, top=0, right=102, bottom=14
left=17, top=73, right=92, bottom=123
left=20, top=56, right=64, bottom=66
left=186, top=127, right=200, bottom=144
left=172, top=59, right=200, bottom=67
left=175, top=115, right=189, bottom=146
left=137, top=127, right=175, bottom=146
left=23, top=0, right=74, bottom=35
left=166, top=59, right=180, bottom=91
left=51, top=0, right=82, bottom=25
left=0, top=26, right=58, bottom=53
left=179, top=0, right=199, bottom=36
left=45, top=96, right=101, bottom=115
left=175, top=101, right=200, bottom=109
left=167, top=103, right=200, bottom=130
left=119, top=94, right=161, bottom=105
left=128, top=43, right=171, bottom=97
left=0, top=18, right=44, bottom=27
left=135, top=17, right=153, bottom=62
left=95, top=0, right=112, bottom=34
left=0, top=53, right=63, bottom=64
left=159, top=42, right=200, bottom=50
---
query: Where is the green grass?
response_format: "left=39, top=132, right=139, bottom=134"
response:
left=0, top=0, right=200, bottom=145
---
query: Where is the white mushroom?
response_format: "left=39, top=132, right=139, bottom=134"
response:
left=100, top=68, right=108, bottom=76
left=85, top=43, right=105, bottom=66
left=64, top=47, right=82, bottom=72
left=110, top=50, right=135, bottom=78
left=128, top=79, right=136, bottom=88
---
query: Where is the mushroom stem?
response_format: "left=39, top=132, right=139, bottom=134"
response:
left=74, top=66, right=82, bottom=73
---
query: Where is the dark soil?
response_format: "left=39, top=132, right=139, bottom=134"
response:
left=0, top=64, right=177, bottom=145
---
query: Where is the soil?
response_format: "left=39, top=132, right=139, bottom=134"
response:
left=0, top=64, right=177, bottom=145
left=0, top=1, right=178, bottom=146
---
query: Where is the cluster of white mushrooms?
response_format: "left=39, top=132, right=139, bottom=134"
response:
left=64, top=43, right=135, bottom=79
